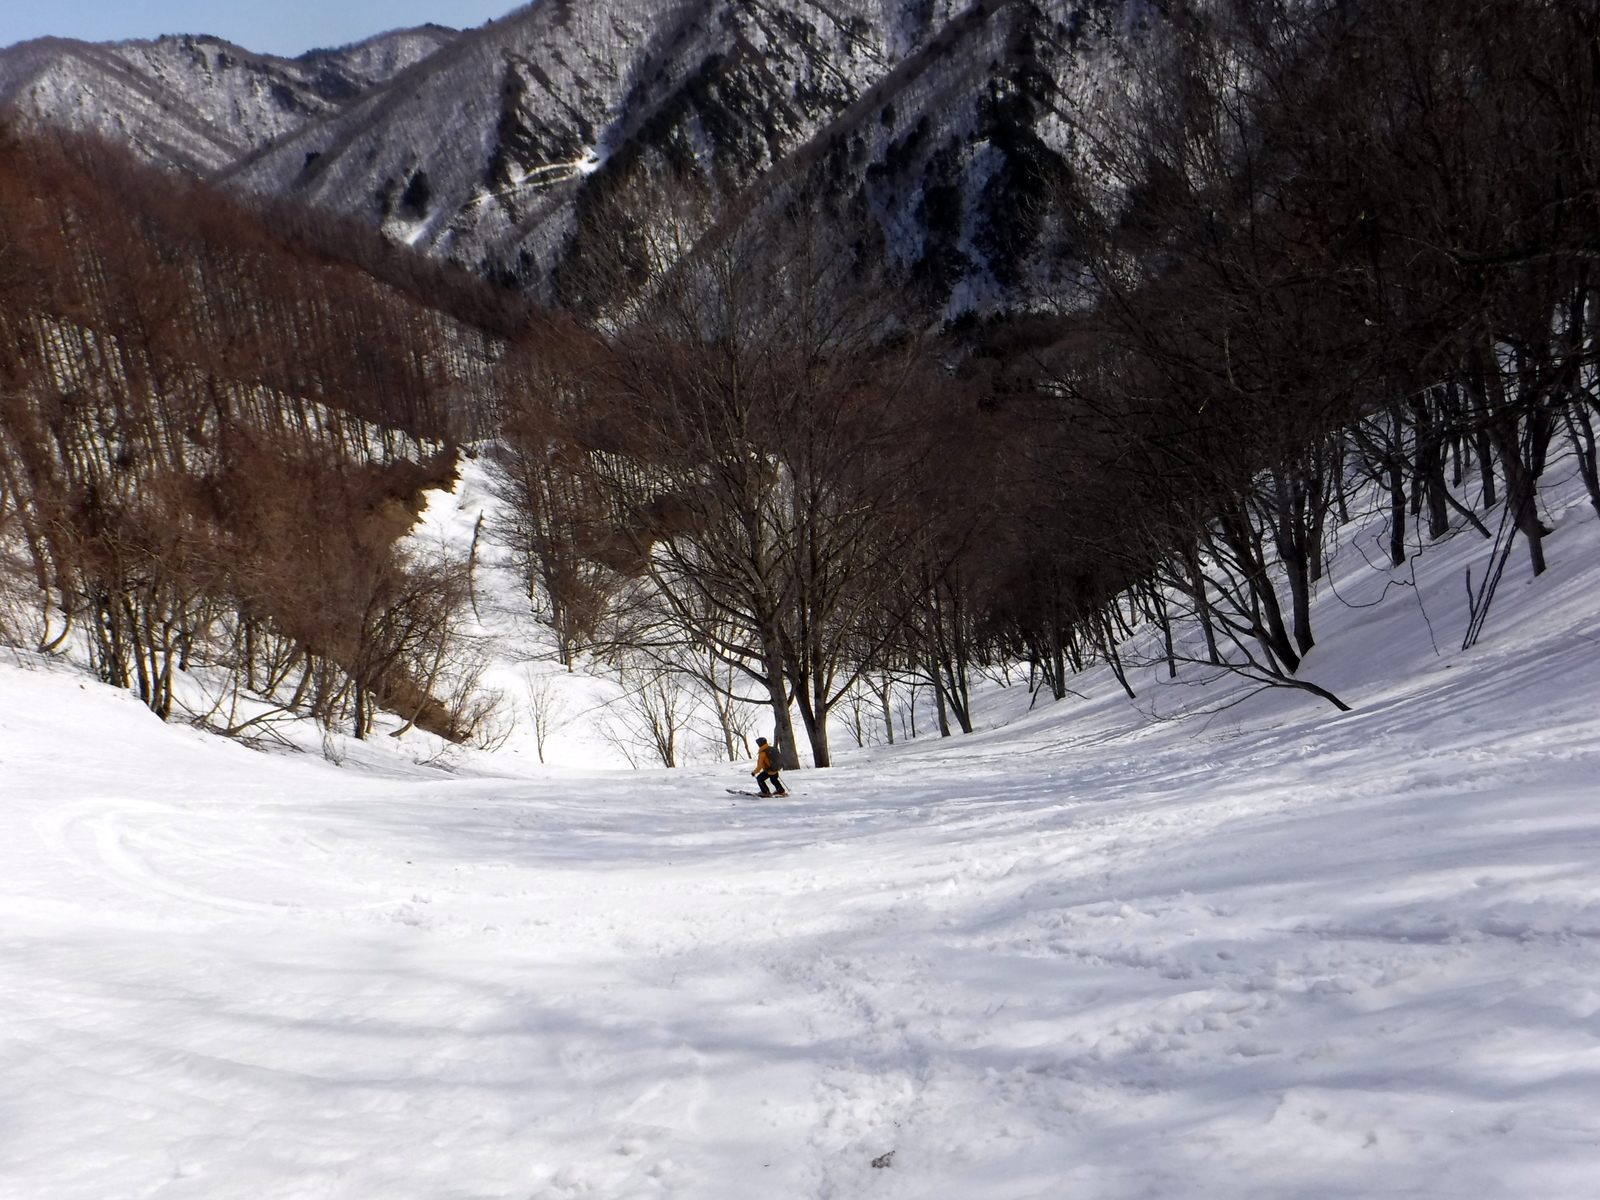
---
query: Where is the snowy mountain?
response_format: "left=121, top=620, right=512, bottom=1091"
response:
left=0, top=25, right=459, bottom=174
left=222, top=0, right=1109, bottom=315
left=3, top=0, right=1116, bottom=317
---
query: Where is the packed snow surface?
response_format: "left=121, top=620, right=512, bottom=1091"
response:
left=4, top=488, right=1600, bottom=1198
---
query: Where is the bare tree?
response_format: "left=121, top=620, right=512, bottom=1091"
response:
left=521, top=668, right=571, bottom=764
left=512, top=195, right=953, bottom=768
left=607, top=655, right=692, bottom=768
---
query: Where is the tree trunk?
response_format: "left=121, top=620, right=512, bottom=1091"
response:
left=1565, top=406, right=1600, bottom=520
left=933, top=680, right=951, bottom=737
left=1217, top=509, right=1300, bottom=673
left=1186, top=550, right=1221, bottom=665
left=793, top=674, right=834, bottom=768
left=763, top=654, right=801, bottom=770
left=1388, top=459, right=1407, bottom=567
left=1489, top=413, right=1552, bottom=576
left=1096, top=612, right=1137, bottom=700
left=1149, top=585, right=1177, bottom=679
left=1475, top=428, right=1497, bottom=509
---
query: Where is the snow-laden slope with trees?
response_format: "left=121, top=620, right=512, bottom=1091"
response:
left=1, top=2, right=1597, bottom=1193
left=2, top=462, right=1598, bottom=1199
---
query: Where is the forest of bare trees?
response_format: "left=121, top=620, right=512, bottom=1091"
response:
left=1, top=0, right=1594, bottom=766
left=0, top=123, right=521, bottom=742
left=982, top=0, right=1600, bottom=709
left=488, top=0, right=1600, bottom=762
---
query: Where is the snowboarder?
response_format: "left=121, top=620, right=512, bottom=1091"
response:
left=752, top=737, right=788, bottom=796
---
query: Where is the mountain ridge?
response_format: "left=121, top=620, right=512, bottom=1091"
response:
left=0, top=25, right=461, bottom=174
left=2, top=0, right=1115, bottom=319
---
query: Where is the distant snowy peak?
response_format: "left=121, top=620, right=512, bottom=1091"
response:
left=0, top=26, right=457, bottom=175
left=297, top=25, right=462, bottom=92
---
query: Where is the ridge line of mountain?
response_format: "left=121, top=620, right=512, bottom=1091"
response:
left=207, top=14, right=521, bottom=188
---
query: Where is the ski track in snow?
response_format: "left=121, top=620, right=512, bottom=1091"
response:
left=4, top=487, right=1600, bottom=1197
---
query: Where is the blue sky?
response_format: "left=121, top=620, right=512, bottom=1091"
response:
left=0, top=2, right=525, bottom=58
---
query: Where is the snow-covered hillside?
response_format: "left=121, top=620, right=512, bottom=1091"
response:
left=0, top=28, right=457, bottom=175
left=3, top=471, right=1600, bottom=1198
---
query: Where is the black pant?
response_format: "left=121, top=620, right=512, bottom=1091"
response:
left=756, top=769, right=786, bottom=795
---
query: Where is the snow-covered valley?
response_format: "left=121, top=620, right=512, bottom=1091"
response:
left=3, top=478, right=1600, bottom=1199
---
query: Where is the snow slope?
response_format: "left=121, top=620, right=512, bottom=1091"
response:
left=3, top=477, right=1600, bottom=1198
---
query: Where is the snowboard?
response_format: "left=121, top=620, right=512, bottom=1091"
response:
left=726, top=788, right=789, bottom=798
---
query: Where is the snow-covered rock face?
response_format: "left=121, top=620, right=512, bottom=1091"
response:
left=1, top=1, right=1112, bottom=318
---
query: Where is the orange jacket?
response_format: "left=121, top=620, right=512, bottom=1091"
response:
left=755, top=744, right=780, bottom=772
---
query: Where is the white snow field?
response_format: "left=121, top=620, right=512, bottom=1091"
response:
left=4, top=477, right=1600, bottom=1199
